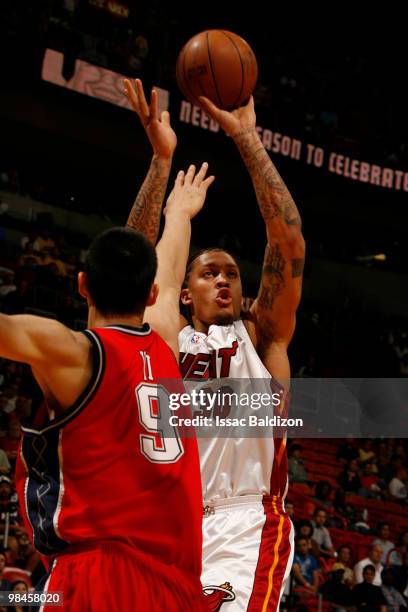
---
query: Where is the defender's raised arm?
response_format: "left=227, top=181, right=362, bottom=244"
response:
left=124, top=78, right=176, bottom=244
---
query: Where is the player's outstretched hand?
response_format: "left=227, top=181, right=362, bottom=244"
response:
left=124, top=78, right=177, bottom=159
left=165, top=163, right=215, bottom=219
left=198, top=95, right=256, bottom=138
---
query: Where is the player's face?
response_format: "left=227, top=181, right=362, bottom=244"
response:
left=182, top=252, right=242, bottom=329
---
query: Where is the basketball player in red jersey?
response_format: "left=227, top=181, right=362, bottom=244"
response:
left=0, top=166, right=214, bottom=611
left=125, top=79, right=305, bottom=611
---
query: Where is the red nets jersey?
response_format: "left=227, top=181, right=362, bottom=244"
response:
left=15, top=324, right=202, bottom=579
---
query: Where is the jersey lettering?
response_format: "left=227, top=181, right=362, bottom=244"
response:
left=218, top=341, right=238, bottom=377
left=179, top=342, right=238, bottom=379
left=136, top=382, right=184, bottom=464
left=139, top=351, right=153, bottom=381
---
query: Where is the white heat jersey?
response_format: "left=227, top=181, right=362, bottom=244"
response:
left=179, top=320, right=288, bottom=503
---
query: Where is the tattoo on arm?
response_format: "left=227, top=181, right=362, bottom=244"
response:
left=291, top=258, right=305, bottom=278
left=234, top=132, right=302, bottom=228
left=126, top=157, right=171, bottom=244
left=257, top=244, right=286, bottom=309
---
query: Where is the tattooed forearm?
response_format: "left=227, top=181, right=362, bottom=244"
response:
left=291, top=258, right=305, bottom=278
left=257, top=244, right=286, bottom=309
left=126, top=157, right=171, bottom=244
left=233, top=130, right=301, bottom=228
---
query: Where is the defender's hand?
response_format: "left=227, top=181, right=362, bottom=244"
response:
left=199, top=95, right=256, bottom=138
left=124, top=78, right=177, bottom=159
left=165, top=163, right=215, bottom=219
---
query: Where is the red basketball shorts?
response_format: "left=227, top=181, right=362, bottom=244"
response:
left=38, top=541, right=206, bottom=612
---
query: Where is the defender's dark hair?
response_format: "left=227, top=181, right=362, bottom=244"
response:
left=84, top=227, right=157, bottom=316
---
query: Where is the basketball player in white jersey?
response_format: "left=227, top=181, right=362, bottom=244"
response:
left=124, top=79, right=305, bottom=611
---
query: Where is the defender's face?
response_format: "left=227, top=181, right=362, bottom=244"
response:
left=182, top=252, right=242, bottom=327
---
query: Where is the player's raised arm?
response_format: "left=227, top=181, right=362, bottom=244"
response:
left=144, top=163, right=214, bottom=357
left=199, top=96, right=305, bottom=381
left=0, top=313, right=91, bottom=409
left=124, top=78, right=177, bottom=244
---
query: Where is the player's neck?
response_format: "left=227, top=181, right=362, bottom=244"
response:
left=191, top=316, right=209, bottom=335
left=88, top=308, right=145, bottom=329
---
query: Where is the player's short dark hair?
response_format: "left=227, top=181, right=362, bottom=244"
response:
left=85, top=227, right=157, bottom=316
left=363, top=564, right=376, bottom=574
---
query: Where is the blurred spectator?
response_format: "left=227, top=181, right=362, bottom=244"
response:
left=372, top=522, right=396, bottom=565
left=33, top=229, right=55, bottom=255
left=312, top=481, right=333, bottom=511
left=0, top=476, right=20, bottom=533
left=353, top=510, right=373, bottom=536
left=10, top=578, right=29, bottom=612
left=358, top=439, right=378, bottom=469
left=0, top=386, right=18, bottom=415
left=0, top=550, right=12, bottom=592
left=333, top=489, right=356, bottom=526
left=312, top=508, right=336, bottom=558
left=0, top=273, right=16, bottom=299
left=19, top=243, right=40, bottom=267
left=352, top=564, right=387, bottom=611
left=337, top=434, right=359, bottom=465
left=12, top=531, right=44, bottom=585
left=332, top=545, right=355, bottom=586
left=43, top=248, right=67, bottom=276
left=292, top=537, right=320, bottom=592
left=296, top=520, right=320, bottom=559
left=381, top=567, right=407, bottom=611
left=13, top=396, right=31, bottom=422
left=0, top=422, right=21, bottom=463
left=392, top=552, right=408, bottom=596
left=354, top=544, right=384, bottom=586
left=288, top=444, right=309, bottom=484
left=389, top=468, right=408, bottom=502
left=337, top=459, right=362, bottom=493
left=0, top=450, right=10, bottom=475
left=320, top=566, right=354, bottom=608
left=64, top=253, right=78, bottom=278
left=285, top=500, right=294, bottom=521
left=20, top=230, right=38, bottom=252
left=389, top=531, right=408, bottom=566
left=359, top=462, right=382, bottom=498
left=377, top=453, right=398, bottom=485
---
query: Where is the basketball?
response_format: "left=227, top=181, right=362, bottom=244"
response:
left=176, top=30, right=258, bottom=110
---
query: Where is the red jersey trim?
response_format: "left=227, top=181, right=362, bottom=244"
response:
left=21, top=330, right=105, bottom=435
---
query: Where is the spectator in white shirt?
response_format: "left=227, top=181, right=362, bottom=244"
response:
left=312, top=507, right=336, bottom=558
left=354, top=543, right=384, bottom=586
left=372, top=522, right=395, bottom=564
left=389, top=468, right=408, bottom=501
